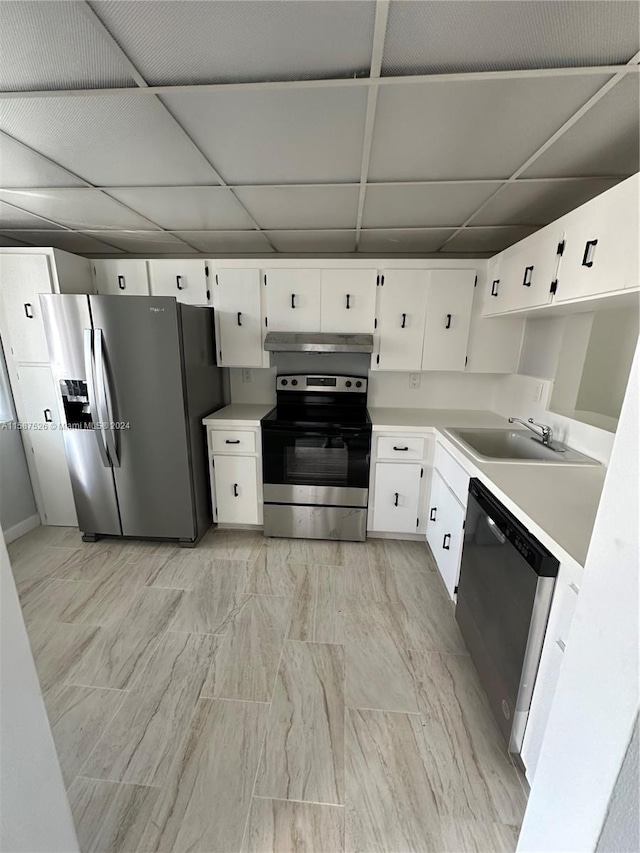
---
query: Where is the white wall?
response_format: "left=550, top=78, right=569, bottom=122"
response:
left=596, top=716, right=639, bottom=853
left=517, top=341, right=639, bottom=853
left=518, top=316, right=565, bottom=380
left=0, top=533, right=79, bottom=852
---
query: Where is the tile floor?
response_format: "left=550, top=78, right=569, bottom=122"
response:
left=9, top=526, right=528, bottom=853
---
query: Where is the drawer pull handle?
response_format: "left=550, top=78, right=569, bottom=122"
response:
left=401, top=313, right=407, bottom=329
left=24, top=303, right=34, bottom=318
left=491, top=279, right=499, bottom=297
left=118, top=275, right=126, bottom=290
left=556, top=638, right=566, bottom=652
left=225, top=439, right=241, bottom=444
left=393, top=445, right=409, bottom=451
left=233, top=483, right=239, bottom=497
left=43, top=408, right=53, bottom=423
left=582, top=239, right=598, bottom=268
left=445, top=313, right=452, bottom=329
left=442, top=533, right=451, bottom=550
left=569, top=582, right=579, bottom=594
left=346, top=293, right=351, bottom=309
left=430, top=507, right=437, bottom=522
left=237, top=311, right=242, bottom=326
left=394, top=492, right=399, bottom=507
left=291, top=293, right=296, bottom=309
left=522, top=265, right=534, bottom=287
left=176, top=275, right=183, bottom=290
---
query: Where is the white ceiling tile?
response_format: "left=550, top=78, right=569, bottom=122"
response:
left=0, top=95, right=218, bottom=186
left=383, top=1, right=639, bottom=76
left=0, top=133, right=85, bottom=188
left=91, top=1, right=375, bottom=85
left=443, top=227, right=540, bottom=253
left=362, top=183, right=502, bottom=228
left=0, top=200, right=64, bottom=229
left=235, top=185, right=359, bottom=230
left=0, top=1, right=135, bottom=91
left=105, top=187, right=255, bottom=230
left=173, top=231, right=275, bottom=254
left=88, top=231, right=197, bottom=254
left=0, top=189, right=159, bottom=231
left=265, top=231, right=356, bottom=253
left=522, top=75, right=640, bottom=178
left=0, top=230, right=123, bottom=254
left=474, top=178, right=624, bottom=226
left=162, top=87, right=368, bottom=184
left=368, top=75, right=610, bottom=181
left=358, top=229, right=454, bottom=253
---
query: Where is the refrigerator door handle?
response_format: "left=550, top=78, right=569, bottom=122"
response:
left=83, top=328, right=111, bottom=468
left=94, top=328, right=120, bottom=468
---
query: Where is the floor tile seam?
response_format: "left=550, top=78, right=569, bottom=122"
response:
left=67, top=687, right=130, bottom=791
left=72, top=773, right=164, bottom=792
left=252, top=794, right=347, bottom=809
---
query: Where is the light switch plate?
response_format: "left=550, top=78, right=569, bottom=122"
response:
left=242, top=368, right=253, bottom=383
left=409, top=373, right=421, bottom=389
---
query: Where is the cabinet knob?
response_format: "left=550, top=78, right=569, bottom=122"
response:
left=233, top=483, right=239, bottom=497
left=522, top=266, right=534, bottom=287
left=225, top=439, right=241, bottom=444
left=118, top=275, right=126, bottom=290
left=43, top=408, right=53, bottom=423
left=291, top=293, right=296, bottom=309
left=491, top=280, right=500, bottom=297
left=430, top=507, right=437, bottom=522
left=445, top=313, right=452, bottom=329
left=23, top=303, right=34, bottom=319
left=401, top=313, right=407, bottom=329
left=393, top=446, right=409, bottom=451
left=176, top=275, right=183, bottom=290
left=237, top=311, right=242, bottom=326
left=345, top=293, right=351, bottom=309
left=394, top=492, right=399, bottom=507
left=581, top=239, right=598, bottom=268
left=442, top=533, right=451, bottom=550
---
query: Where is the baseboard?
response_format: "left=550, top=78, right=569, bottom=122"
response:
left=3, top=514, right=41, bottom=545
left=367, top=531, right=424, bottom=541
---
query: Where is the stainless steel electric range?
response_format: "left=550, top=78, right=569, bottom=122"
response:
left=261, top=374, right=372, bottom=541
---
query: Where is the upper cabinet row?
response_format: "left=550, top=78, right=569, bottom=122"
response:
left=214, top=267, right=477, bottom=372
left=93, top=258, right=209, bottom=305
left=483, top=173, right=639, bottom=317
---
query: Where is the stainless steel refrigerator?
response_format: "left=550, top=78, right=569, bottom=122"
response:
left=40, top=294, right=224, bottom=545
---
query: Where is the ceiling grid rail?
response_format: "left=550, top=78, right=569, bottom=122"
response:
left=74, top=0, right=278, bottom=253
left=437, top=50, right=640, bottom=251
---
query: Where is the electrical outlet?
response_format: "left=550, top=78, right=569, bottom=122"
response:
left=534, top=381, right=544, bottom=403
left=409, top=373, right=421, bottom=389
left=242, top=368, right=253, bottom=383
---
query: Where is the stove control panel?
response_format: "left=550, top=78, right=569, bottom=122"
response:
left=277, top=374, right=367, bottom=393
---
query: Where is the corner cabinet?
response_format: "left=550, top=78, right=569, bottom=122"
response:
left=206, top=424, right=262, bottom=526
left=212, top=268, right=265, bottom=368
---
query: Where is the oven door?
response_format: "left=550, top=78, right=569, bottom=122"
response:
left=262, top=424, right=371, bottom=507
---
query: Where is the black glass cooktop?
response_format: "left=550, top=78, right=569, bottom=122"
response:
left=262, top=404, right=371, bottom=430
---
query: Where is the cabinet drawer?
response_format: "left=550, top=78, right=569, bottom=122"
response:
left=210, top=430, right=257, bottom=454
left=377, top=436, right=426, bottom=460
left=434, top=442, right=471, bottom=506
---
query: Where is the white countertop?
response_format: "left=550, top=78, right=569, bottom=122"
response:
left=368, top=407, right=606, bottom=570
left=202, top=403, right=273, bottom=427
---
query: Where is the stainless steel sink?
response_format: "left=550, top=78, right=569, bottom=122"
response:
left=445, top=428, right=598, bottom=464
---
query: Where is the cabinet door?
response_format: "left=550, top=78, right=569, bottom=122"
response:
left=375, top=271, right=429, bottom=371
left=213, top=269, right=263, bottom=367
left=93, top=259, right=149, bottom=296
left=14, top=364, right=77, bottom=526
left=372, top=462, right=422, bottom=533
left=499, top=228, right=560, bottom=313
left=426, top=469, right=466, bottom=599
left=264, top=269, right=321, bottom=332
left=482, top=255, right=507, bottom=317
left=422, top=270, right=475, bottom=371
left=213, top=455, right=259, bottom=524
left=320, top=269, right=376, bottom=333
left=148, top=260, right=208, bottom=305
left=0, top=254, right=53, bottom=363
left=556, top=176, right=639, bottom=301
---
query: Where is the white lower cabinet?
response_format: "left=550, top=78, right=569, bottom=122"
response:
left=426, top=468, right=466, bottom=599
left=14, top=364, right=77, bottom=526
left=212, top=455, right=260, bottom=525
left=372, top=462, right=422, bottom=534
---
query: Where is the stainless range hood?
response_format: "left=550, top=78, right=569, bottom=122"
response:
left=264, top=332, right=374, bottom=353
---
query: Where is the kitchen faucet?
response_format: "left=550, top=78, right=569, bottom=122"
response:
left=509, top=416, right=556, bottom=447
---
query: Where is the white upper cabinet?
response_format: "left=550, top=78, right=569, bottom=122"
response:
left=374, top=270, right=429, bottom=371
left=492, top=225, right=561, bottom=314
left=148, top=259, right=208, bottom=305
left=212, top=268, right=264, bottom=367
left=0, top=253, right=53, bottom=363
left=264, top=269, right=322, bottom=332
left=93, top=259, right=149, bottom=296
left=421, top=270, right=475, bottom=371
left=554, top=174, right=639, bottom=302
left=320, top=269, right=377, bottom=333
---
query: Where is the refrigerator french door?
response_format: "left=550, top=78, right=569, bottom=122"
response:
left=40, top=294, right=223, bottom=544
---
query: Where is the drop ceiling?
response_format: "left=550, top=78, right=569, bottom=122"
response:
left=0, top=0, right=638, bottom=258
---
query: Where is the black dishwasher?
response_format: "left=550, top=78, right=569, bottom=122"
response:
left=455, top=479, right=559, bottom=762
